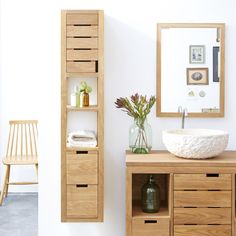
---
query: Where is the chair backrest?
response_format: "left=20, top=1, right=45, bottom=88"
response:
left=6, top=120, right=38, bottom=158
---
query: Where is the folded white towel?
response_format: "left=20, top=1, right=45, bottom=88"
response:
left=67, top=130, right=97, bottom=148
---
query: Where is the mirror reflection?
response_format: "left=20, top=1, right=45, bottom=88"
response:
left=156, top=23, right=225, bottom=117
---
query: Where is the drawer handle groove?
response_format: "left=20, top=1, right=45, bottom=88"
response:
left=72, top=48, right=92, bottom=50
left=74, top=48, right=92, bottom=51
left=144, top=220, right=157, bottom=224
left=76, top=184, right=88, bottom=188
left=206, top=173, right=219, bottom=177
left=72, top=36, right=92, bottom=39
left=73, top=24, right=92, bottom=26
left=73, top=60, right=91, bottom=62
left=184, top=189, right=197, bottom=191
left=95, top=61, right=98, bottom=72
left=76, top=151, right=88, bottom=154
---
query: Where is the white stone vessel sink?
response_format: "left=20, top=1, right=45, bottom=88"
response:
left=162, top=129, right=229, bottom=159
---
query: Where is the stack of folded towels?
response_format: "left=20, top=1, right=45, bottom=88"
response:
left=67, top=130, right=97, bottom=148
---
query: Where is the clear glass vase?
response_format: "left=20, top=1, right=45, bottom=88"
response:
left=129, top=118, right=152, bottom=154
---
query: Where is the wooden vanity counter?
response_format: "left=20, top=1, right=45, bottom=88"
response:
left=126, top=150, right=236, bottom=236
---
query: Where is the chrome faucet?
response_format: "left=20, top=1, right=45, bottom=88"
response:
left=178, top=106, right=188, bottom=129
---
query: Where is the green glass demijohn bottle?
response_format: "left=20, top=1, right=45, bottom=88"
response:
left=141, top=175, right=160, bottom=213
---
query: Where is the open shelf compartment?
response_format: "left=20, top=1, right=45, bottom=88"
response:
left=131, top=174, right=170, bottom=219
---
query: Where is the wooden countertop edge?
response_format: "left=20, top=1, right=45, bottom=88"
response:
left=126, top=150, right=236, bottom=166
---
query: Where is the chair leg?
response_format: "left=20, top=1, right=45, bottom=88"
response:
left=35, top=164, right=38, bottom=177
left=5, top=165, right=11, bottom=198
left=0, top=165, right=10, bottom=206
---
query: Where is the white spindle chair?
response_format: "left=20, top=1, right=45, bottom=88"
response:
left=0, top=120, right=38, bottom=205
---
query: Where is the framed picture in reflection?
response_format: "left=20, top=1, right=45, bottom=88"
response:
left=189, top=45, right=205, bottom=64
left=187, top=68, right=209, bottom=85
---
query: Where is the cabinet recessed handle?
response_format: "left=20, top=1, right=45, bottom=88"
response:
left=95, top=61, right=98, bottom=72
left=144, top=220, right=157, bottom=224
left=206, top=173, right=219, bottom=177
left=76, top=184, right=88, bottom=188
left=76, top=151, right=88, bottom=155
left=73, top=24, right=91, bottom=27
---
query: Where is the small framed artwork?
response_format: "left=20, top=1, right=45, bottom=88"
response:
left=187, top=68, right=209, bottom=85
left=189, top=45, right=205, bottom=64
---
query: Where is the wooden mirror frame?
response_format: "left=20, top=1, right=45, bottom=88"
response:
left=156, top=23, right=225, bottom=117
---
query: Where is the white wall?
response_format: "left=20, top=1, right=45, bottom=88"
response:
left=0, top=0, right=236, bottom=235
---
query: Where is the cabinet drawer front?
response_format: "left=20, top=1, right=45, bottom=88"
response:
left=174, top=174, right=231, bottom=190
left=174, top=191, right=231, bottom=207
left=67, top=49, right=98, bottom=61
left=174, top=208, right=231, bottom=225
left=174, top=225, right=231, bottom=236
left=67, top=26, right=98, bottom=37
left=67, top=185, right=97, bottom=218
left=67, top=13, right=98, bottom=25
left=67, top=153, right=98, bottom=184
left=67, top=62, right=96, bottom=73
left=132, top=218, right=169, bottom=236
left=67, top=38, right=98, bottom=49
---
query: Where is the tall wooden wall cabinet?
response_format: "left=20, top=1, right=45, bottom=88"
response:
left=61, top=10, right=104, bottom=222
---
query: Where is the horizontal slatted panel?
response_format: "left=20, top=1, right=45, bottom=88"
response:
left=174, top=174, right=231, bottom=190
left=67, top=26, right=98, bottom=37
left=67, top=50, right=98, bottom=61
left=67, top=13, right=98, bottom=25
left=67, top=62, right=96, bottom=73
left=67, top=185, right=97, bottom=218
left=174, top=191, right=231, bottom=207
left=67, top=38, right=98, bottom=49
left=67, top=153, right=98, bottom=184
left=174, top=225, right=231, bottom=236
left=174, top=208, right=231, bottom=225
left=132, top=218, right=169, bottom=236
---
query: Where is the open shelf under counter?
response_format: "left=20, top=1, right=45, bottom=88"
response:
left=66, top=72, right=99, bottom=78
left=132, top=200, right=169, bottom=219
left=67, top=105, right=99, bottom=112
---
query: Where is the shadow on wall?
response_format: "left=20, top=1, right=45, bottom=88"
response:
left=68, top=15, right=156, bottom=236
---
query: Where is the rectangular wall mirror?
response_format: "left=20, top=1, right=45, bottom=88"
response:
left=156, top=23, right=225, bottom=117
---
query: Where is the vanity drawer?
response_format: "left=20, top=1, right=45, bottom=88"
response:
left=174, top=208, right=231, bottom=225
left=174, top=191, right=231, bottom=207
left=67, top=152, right=98, bottom=184
left=132, top=218, right=169, bottom=236
left=174, top=225, right=231, bottom=236
left=174, top=174, right=231, bottom=190
left=67, top=184, right=97, bottom=218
